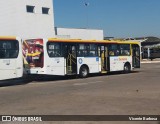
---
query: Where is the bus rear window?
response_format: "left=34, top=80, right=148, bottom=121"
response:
left=0, top=40, right=19, bottom=59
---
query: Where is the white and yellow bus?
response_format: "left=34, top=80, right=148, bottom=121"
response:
left=23, top=38, right=140, bottom=78
left=0, top=36, right=23, bottom=80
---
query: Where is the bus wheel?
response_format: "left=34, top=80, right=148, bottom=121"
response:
left=124, top=63, right=131, bottom=73
left=79, top=66, right=89, bottom=78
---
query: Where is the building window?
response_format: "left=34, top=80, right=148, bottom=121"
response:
left=26, top=5, right=35, bottom=13
left=42, top=7, right=50, bottom=14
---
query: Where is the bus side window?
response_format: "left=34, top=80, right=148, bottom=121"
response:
left=5, top=51, right=10, bottom=58
left=78, top=44, right=88, bottom=57
left=0, top=50, right=5, bottom=58
left=109, top=51, right=114, bottom=56
left=115, top=50, right=120, bottom=56
left=47, top=43, right=61, bottom=57
left=48, top=51, right=54, bottom=57
left=109, top=44, right=118, bottom=56
left=63, top=45, right=68, bottom=57
left=84, top=50, right=88, bottom=57
left=89, top=44, right=97, bottom=57
left=9, top=50, right=17, bottom=58
left=119, top=44, right=130, bottom=56
left=78, top=51, right=83, bottom=56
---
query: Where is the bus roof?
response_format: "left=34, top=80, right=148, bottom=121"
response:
left=117, top=40, right=140, bottom=45
left=48, top=38, right=140, bottom=44
left=0, top=36, right=17, bottom=40
left=48, top=38, right=117, bottom=44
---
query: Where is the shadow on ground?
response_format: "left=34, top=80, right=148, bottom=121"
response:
left=0, top=78, right=31, bottom=87
left=0, top=71, right=140, bottom=87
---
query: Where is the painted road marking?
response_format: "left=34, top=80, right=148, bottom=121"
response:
left=141, top=61, right=160, bottom=64
left=74, top=81, right=103, bottom=86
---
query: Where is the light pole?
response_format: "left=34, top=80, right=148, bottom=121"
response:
left=84, top=1, right=89, bottom=28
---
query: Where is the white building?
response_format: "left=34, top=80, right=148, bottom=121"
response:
left=0, top=0, right=55, bottom=39
left=0, top=0, right=104, bottom=40
left=55, top=27, right=104, bottom=40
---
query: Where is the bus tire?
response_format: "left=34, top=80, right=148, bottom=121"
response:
left=79, top=66, right=89, bottom=78
left=124, top=63, right=131, bottom=73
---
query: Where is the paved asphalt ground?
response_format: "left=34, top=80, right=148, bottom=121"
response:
left=0, top=63, right=160, bottom=124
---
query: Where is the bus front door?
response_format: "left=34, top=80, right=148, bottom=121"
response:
left=99, top=45, right=109, bottom=73
left=65, top=44, right=77, bottom=74
left=132, top=44, right=140, bottom=68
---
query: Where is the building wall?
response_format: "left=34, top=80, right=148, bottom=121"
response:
left=55, top=28, right=104, bottom=40
left=0, top=0, right=55, bottom=39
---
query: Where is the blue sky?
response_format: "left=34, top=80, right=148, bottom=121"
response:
left=54, top=0, right=160, bottom=38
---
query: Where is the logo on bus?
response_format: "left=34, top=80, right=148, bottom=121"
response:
left=119, top=58, right=127, bottom=61
left=78, top=58, right=83, bottom=64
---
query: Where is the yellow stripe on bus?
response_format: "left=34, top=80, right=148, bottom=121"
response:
left=48, top=38, right=140, bottom=45
left=0, top=36, right=16, bottom=40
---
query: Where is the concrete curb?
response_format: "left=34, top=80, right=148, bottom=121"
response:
left=141, top=61, right=160, bottom=64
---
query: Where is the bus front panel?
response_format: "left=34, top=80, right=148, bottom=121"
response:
left=0, top=39, right=23, bottom=80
